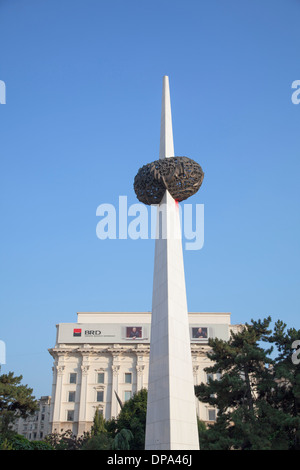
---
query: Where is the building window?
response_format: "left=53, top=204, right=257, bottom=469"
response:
left=124, top=391, right=132, bottom=402
left=67, top=410, right=74, bottom=421
left=125, top=373, right=132, bottom=384
left=70, top=373, right=77, bottom=384
left=68, top=391, right=76, bottom=402
left=97, top=372, right=105, bottom=384
left=97, top=391, right=104, bottom=402
left=208, top=409, right=216, bottom=422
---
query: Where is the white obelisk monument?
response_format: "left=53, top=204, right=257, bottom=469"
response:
left=145, top=76, right=200, bottom=450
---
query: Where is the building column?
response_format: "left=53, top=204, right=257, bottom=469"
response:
left=111, top=363, right=120, bottom=418
left=193, top=364, right=199, bottom=385
left=51, top=364, right=65, bottom=432
left=78, top=357, right=90, bottom=436
left=136, top=364, right=145, bottom=391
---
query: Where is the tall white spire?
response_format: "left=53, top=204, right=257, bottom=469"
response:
left=159, top=76, right=175, bottom=159
left=145, top=77, right=200, bottom=450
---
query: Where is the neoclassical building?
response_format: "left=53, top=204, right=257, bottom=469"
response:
left=48, top=311, right=240, bottom=436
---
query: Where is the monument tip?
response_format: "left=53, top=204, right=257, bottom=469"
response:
left=159, top=76, right=174, bottom=159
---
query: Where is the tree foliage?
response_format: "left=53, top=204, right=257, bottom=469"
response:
left=80, top=433, right=113, bottom=450
left=45, top=429, right=84, bottom=450
left=0, top=433, right=53, bottom=450
left=267, top=320, right=300, bottom=449
left=114, top=388, right=147, bottom=450
left=0, top=371, right=38, bottom=435
left=81, top=407, right=113, bottom=450
left=195, top=317, right=300, bottom=450
left=112, top=428, right=134, bottom=450
left=90, top=407, right=106, bottom=436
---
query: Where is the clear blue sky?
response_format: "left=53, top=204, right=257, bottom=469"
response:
left=0, top=0, right=299, bottom=398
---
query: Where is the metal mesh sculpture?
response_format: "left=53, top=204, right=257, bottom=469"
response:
left=134, top=156, right=204, bottom=205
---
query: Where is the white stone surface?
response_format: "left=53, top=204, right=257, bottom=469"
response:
left=159, top=75, right=174, bottom=159
left=145, top=76, right=200, bottom=450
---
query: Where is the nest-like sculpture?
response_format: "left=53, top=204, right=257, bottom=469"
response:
left=134, top=156, right=204, bottom=205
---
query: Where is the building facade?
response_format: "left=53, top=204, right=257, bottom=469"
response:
left=13, top=396, right=51, bottom=440
left=48, top=311, right=240, bottom=436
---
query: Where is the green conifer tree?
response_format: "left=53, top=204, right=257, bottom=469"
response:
left=90, top=407, right=106, bottom=436
left=0, top=371, right=38, bottom=436
left=195, top=317, right=287, bottom=450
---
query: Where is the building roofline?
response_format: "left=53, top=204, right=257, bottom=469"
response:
left=76, top=311, right=231, bottom=315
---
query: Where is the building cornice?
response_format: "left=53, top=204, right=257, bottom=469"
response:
left=48, top=344, right=150, bottom=357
